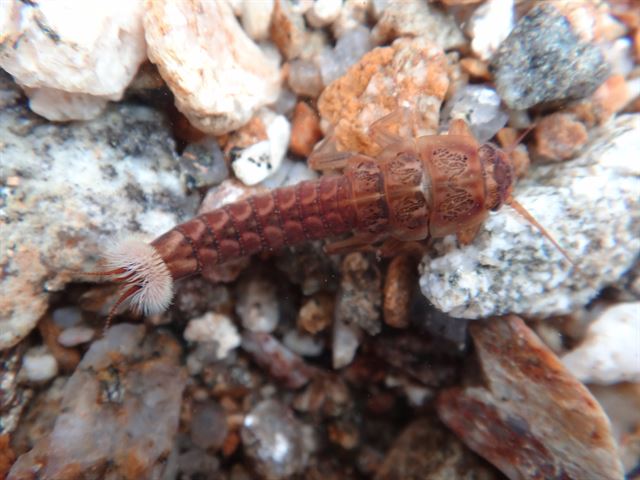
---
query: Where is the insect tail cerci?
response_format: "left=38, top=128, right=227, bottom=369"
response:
left=85, top=113, right=573, bottom=328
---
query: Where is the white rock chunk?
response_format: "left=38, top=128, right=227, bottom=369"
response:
left=184, top=312, right=241, bottom=360
left=235, top=275, right=280, bottom=333
left=562, top=303, right=640, bottom=385
left=306, top=0, right=342, bottom=28
left=467, top=0, right=515, bottom=61
left=231, top=112, right=291, bottom=186
left=420, top=114, right=640, bottom=319
left=241, top=0, right=274, bottom=40
left=144, top=0, right=281, bottom=135
left=20, top=346, right=58, bottom=383
left=0, top=0, right=146, bottom=121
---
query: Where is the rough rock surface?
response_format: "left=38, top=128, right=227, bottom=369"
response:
left=318, top=36, right=449, bottom=156
left=492, top=2, right=610, bottom=109
left=420, top=114, right=640, bottom=319
left=437, top=316, right=624, bottom=480
left=0, top=103, right=194, bottom=349
left=372, top=0, right=465, bottom=51
left=0, top=0, right=146, bottom=120
left=8, top=324, right=187, bottom=479
left=144, top=0, right=281, bottom=135
left=562, top=302, right=640, bottom=385
left=375, top=417, right=499, bottom=480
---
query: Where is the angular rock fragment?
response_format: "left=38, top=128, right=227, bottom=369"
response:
left=0, top=0, right=147, bottom=120
left=8, top=324, right=187, bottom=480
left=318, top=37, right=449, bottom=156
left=492, top=2, right=610, bottom=109
left=420, top=114, right=640, bottom=318
left=144, top=0, right=281, bottom=134
left=437, top=316, right=624, bottom=480
left=0, top=103, right=194, bottom=350
left=372, top=0, right=465, bottom=51
left=335, top=253, right=382, bottom=336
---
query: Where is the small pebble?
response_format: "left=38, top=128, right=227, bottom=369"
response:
left=179, top=138, right=228, bottom=192
left=318, top=25, right=372, bottom=87
left=332, top=315, right=361, bottom=370
left=51, top=306, right=83, bottom=329
left=231, top=113, right=291, bottom=186
left=467, top=0, right=514, bottom=61
left=20, top=346, right=58, bottom=383
left=184, top=312, right=241, bottom=360
left=242, top=399, right=309, bottom=479
left=57, top=326, right=95, bottom=347
left=283, top=330, right=324, bottom=357
left=241, top=0, right=274, bottom=41
left=383, top=256, right=413, bottom=329
left=305, top=0, right=342, bottom=28
left=235, top=275, right=280, bottom=333
left=534, top=112, right=588, bottom=161
left=241, top=332, right=313, bottom=389
left=562, top=302, right=640, bottom=385
left=297, top=293, right=335, bottom=335
left=190, top=401, right=229, bottom=450
left=289, top=102, right=323, bottom=157
left=442, top=84, right=509, bottom=143
left=288, top=59, right=324, bottom=98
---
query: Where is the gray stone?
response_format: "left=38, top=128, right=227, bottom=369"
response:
left=491, top=3, right=610, bottom=109
left=242, top=399, right=310, bottom=479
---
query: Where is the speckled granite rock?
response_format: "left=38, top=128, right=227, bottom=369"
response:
left=492, top=2, right=610, bottom=109
left=420, top=114, right=640, bottom=319
left=8, top=324, right=187, bottom=479
left=0, top=103, right=195, bottom=349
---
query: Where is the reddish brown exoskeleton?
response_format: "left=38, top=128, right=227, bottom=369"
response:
left=91, top=114, right=571, bottom=323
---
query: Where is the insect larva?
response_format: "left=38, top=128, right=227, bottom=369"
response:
left=89, top=116, right=572, bottom=324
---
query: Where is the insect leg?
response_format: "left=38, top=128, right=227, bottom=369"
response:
left=308, top=130, right=353, bottom=171
left=324, top=232, right=387, bottom=255
left=368, top=107, right=414, bottom=149
left=447, top=118, right=474, bottom=137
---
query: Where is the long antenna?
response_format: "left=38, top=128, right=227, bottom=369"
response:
left=506, top=197, right=576, bottom=266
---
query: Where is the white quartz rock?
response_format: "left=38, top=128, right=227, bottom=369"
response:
left=0, top=0, right=146, bottom=120
left=144, top=0, right=281, bottom=135
left=562, top=303, right=640, bottom=385
left=241, top=0, right=274, bottom=40
left=231, top=111, right=291, bottom=186
left=467, top=0, right=515, bottom=61
left=184, top=312, right=241, bottom=360
left=420, top=114, right=640, bottom=319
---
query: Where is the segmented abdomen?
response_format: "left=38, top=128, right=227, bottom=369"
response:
left=151, top=175, right=360, bottom=281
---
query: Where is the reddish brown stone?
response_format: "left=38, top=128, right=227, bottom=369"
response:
left=289, top=102, right=323, bottom=157
left=437, top=315, right=624, bottom=480
left=0, top=434, right=16, bottom=479
left=459, top=57, right=492, bottom=81
left=383, top=255, right=414, bottom=329
left=318, top=37, right=448, bottom=156
left=37, top=314, right=80, bottom=372
left=297, top=293, right=335, bottom=334
left=534, top=113, right=588, bottom=161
